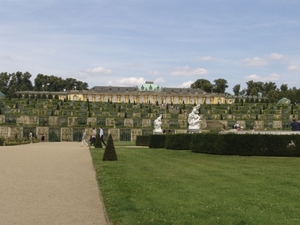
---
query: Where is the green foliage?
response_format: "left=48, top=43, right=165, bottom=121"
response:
left=135, top=135, right=150, bottom=146
left=165, top=134, right=192, bottom=150
left=95, top=134, right=103, bottom=148
left=190, top=133, right=300, bottom=156
left=102, top=134, right=117, bottom=161
left=148, top=134, right=166, bottom=148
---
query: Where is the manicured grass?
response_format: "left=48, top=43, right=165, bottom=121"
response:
left=91, top=147, right=300, bottom=225
left=113, top=141, right=135, bottom=146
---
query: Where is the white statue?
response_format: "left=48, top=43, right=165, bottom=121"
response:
left=188, top=104, right=201, bottom=130
left=154, top=114, right=163, bottom=133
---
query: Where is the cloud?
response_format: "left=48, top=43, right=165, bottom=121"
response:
left=177, top=81, right=193, bottom=88
left=148, top=70, right=160, bottom=76
left=87, top=67, right=112, bottom=74
left=108, top=77, right=145, bottom=86
left=287, top=65, right=300, bottom=73
left=244, top=73, right=280, bottom=82
left=270, top=53, right=284, bottom=60
left=170, top=66, right=208, bottom=76
left=0, top=54, right=13, bottom=60
left=200, top=56, right=213, bottom=61
left=154, top=77, right=165, bottom=84
left=243, top=57, right=268, bottom=66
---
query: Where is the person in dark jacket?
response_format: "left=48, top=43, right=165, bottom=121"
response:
left=291, top=118, right=300, bottom=131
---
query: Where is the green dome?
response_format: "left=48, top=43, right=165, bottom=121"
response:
left=138, top=81, right=161, bottom=92
left=0, top=91, right=5, bottom=98
left=277, top=97, right=291, bottom=105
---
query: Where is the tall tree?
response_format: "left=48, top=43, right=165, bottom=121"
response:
left=6, top=71, right=33, bottom=97
left=213, top=78, right=228, bottom=93
left=245, top=80, right=263, bottom=96
left=0, top=72, right=11, bottom=95
left=232, top=84, right=241, bottom=96
left=190, top=79, right=213, bottom=92
left=262, top=82, right=277, bottom=97
left=280, top=84, right=288, bottom=93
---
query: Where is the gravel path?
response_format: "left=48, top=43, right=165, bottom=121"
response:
left=0, top=142, right=109, bottom=225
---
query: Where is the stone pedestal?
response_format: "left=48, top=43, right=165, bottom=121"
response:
left=188, top=129, right=201, bottom=134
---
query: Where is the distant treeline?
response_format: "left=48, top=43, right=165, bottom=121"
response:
left=0, top=72, right=88, bottom=97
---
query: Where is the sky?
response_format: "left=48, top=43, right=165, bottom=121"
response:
left=0, top=0, right=299, bottom=94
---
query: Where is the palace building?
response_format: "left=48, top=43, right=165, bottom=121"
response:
left=17, top=81, right=236, bottom=105
left=68, top=81, right=233, bottom=105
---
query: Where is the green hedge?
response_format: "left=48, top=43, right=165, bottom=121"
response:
left=190, top=133, right=300, bottom=156
left=136, top=135, right=150, bottom=146
left=0, top=138, right=4, bottom=146
left=165, top=134, right=192, bottom=150
left=148, top=134, right=166, bottom=148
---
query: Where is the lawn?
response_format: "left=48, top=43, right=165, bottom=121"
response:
left=90, top=142, right=300, bottom=225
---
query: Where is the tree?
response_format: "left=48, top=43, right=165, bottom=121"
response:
left=267, top=89, right=278, bottom=103
left=190, top=79, right=213, bottom=92
left=232, top=84, right=241, bottom=96
left=5, top=71, right=33, bottom=97
left=102, top=134, right=117, bottom=161
left=0, top=72, right=11, bottom=95
left=213, top=78, right=228, bottom=93
left=262, top=82, right=277, bottom=97
left=280, top=84, right=288, bottom=93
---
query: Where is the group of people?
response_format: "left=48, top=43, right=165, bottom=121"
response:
left=291, top=118, right=300, bottom=131
left=81, top=127, right=107, bottom=147
left=28, top=132, right=45, bottom=143
left=233, top=122, right=244, bottom=131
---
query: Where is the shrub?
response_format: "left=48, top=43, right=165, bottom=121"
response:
left=95, top=134, right=103, bottom=148
left=190, top=133, right=300, bottom=156
left=102, top=134, right=117, bottom=161
left=0, top=138, right=4, bottom=146
left=165, top=134, right=192, bottom=150
left=148, top=134, right=166, bottom=148
left=136, top=135, right=150, bottom=146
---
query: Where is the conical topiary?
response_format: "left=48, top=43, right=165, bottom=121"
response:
left=95, top=134, right=103, bottom=148
left=102, top=134, right=117, bottom=161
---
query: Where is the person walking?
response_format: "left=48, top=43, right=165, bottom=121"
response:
left=81, top=129, right=89, bottom=147
left=99, top=127, right=106, bottom=146
left=90, top=128, right=96, bottom=147
left=291, top=118, right=300, bottom=131
left=29, top=132, right=33, bottom=143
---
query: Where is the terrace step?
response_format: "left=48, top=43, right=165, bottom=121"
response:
left=204, top=120, right=226, bottom=131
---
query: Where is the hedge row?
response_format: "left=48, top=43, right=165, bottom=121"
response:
left=190, top=133, right=300, bottom=156
left=140, top=133, right=300, bottom=156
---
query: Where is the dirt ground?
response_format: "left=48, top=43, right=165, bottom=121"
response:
left=0, top=142, right=110, bottom=225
